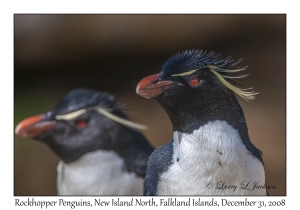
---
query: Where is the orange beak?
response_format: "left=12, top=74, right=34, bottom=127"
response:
left=136, top=73, right=177, bottom=99
left=15, top=114, right=57, bottom=138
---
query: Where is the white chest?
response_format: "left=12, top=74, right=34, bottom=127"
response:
left=57, top=150, right=143, bottom=195
left=157, top=120, right=266, bottom=195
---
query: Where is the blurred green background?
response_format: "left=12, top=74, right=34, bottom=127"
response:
left=14, top=14, right=286, bottom=196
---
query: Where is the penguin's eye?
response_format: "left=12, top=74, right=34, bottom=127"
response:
left=75, top=120, right=86, bottom=128
left=188, top=77, right=201, bottom=87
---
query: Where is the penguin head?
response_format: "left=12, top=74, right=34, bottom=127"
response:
left=136, top=50, right=258, bottom=132
left=15, top=88, right=147, bottom=163
left=137, top=50, right=257, bottom=101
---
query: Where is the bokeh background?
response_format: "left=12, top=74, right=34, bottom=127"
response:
left=14, top=14, right=286, bottom=196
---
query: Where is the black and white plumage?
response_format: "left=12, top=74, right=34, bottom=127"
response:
left=15, top=88, right=154, bottom=195
left=136, top=50, right=266, bottom=195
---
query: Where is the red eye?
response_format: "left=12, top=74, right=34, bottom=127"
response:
left=76, top=121, right=86, bottom=128
left=189, top=77, right=200, bottom=87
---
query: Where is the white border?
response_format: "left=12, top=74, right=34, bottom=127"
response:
left=1, top=0, right=297, bottom=208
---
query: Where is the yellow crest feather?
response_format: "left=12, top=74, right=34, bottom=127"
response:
left=55, top=107, right=147, bottom=131
left=208, top=65, right=258, bottom=101
left=55, top=109, right=87, bottom=120
left=171, top=69, right=197, bottom=77
left=93, top=107, right=147, bottom=131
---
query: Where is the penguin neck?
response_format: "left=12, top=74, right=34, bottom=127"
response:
left=106, top=126, right=153, bottom=177
left=47, top=122, right=151, bottom=171
left=160, top=94, right=248, bottom=134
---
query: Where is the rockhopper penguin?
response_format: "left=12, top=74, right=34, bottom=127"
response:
left=15, top=88, right=154, bottom=195
left=136, top=50, right=267, bottom=195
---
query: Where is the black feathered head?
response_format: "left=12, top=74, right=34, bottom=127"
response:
left=15, top=88, right=147, bottom=163
left=162, top=50, right=257, bottom=100
left=50, top=89, right=116, bottom=116
left=137, top=50, right=258, bottom=101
